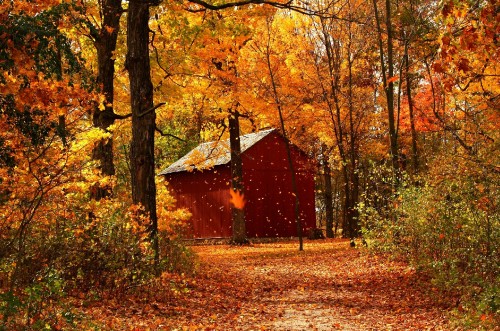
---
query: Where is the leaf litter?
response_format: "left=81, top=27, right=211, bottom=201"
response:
left=77, top=239, right=457, bottom=330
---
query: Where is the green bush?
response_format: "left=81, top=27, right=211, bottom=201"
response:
left=361, top=166, right=499, bottom=327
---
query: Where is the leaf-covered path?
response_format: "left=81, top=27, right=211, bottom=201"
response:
left=84, top=239, right=455, bottom=330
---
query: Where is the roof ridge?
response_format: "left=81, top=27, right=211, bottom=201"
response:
left=158, top=128, right=276, bottom=175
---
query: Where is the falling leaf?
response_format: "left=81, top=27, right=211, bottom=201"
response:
left=387, top=76, right=399, bottom=84
left=229, top=188, right=246, bottom=209
left=105, top=25, right=115, bottom=34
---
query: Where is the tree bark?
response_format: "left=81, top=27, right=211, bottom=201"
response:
left=91, top=0, right=123, bottom=200
left=347, top=14, right=360, bottom=238
left=126, top=0, right=159, bottom=261
left=318, top=15, right=358, bottom=240
left=321, top=146, right=335, bottom=238
left=373, top=0, right=400, bottom=183
left=385, top=0, right=399, bottom=179
left=404, top=42, right=419, bottom=173
left=229, top=111, right=247, bottom=244
left=333, top=175, right=340, bottom=236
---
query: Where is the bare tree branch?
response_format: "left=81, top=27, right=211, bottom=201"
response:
left=186, top=0, right=345, bottom=20
left=112, top=112, right=132, bottom=120
left=155, top=127, right=187, bottom=142
left=137, top=102, right=166, bottom=117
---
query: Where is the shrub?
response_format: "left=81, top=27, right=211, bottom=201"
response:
left=0, top=194, right=195, bottom=329
left=361, top=163, right=499, bottom=327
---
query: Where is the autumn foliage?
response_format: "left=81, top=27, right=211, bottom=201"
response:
left=1, top=0, right=499, bottom=329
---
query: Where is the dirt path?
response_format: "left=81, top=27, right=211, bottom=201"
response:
left=82, top=239, right=455, bottom=330
left=188, top=240, right=453, bottom=331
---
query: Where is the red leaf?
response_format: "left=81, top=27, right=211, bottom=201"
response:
left=387, top=76, right=399, bottom=84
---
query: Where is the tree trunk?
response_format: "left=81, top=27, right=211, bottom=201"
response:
left=373, top=0, right=399, bottom=182
left=283, top=133, right=303, bottom=251
left=385, top=0, right=399, bottom=179
left=333, top=176, right=340, bottom=236
left=229, top=111, right=247, bottom=244
left=404, top=43, right=419, bottom=173
left=347, top=16, right=360, bottom=238
left=91, top=0, right=123, bottom=200
left=348, top=171, right=360, bottom=238
left=322, top=146, right=335, bottom=238
left=341, top=168, right=351, bottom=239
left=318, top=16, right=356, bottom=240
left=126, top=0, right=159, bottom=261
left=264, top=20, right=303, bottom=250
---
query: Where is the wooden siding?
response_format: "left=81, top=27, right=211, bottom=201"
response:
left=165, top=167, right=232, bottom=238
left=242, top=132, right=316, bottom=237
left=164, top=131, right=316, bottom=238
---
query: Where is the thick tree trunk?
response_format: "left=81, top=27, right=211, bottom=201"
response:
left=91, top=0, right=122, bottom=200
left=126, top=0, right=159, bottom=261
left=284, top=135, right=303, bottom=250
left=348, top=171, right=360, bottom=237
left=229, top=111, right=247, bottom=244
left=322, top=147, right=335, bottom=238
left=341, top=167, right=351, bottom=239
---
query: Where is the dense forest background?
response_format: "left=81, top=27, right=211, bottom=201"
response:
left=0, top=0, right=498, bottom=329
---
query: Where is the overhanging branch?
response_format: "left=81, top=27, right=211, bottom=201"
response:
left=112, top=112, right=132, bottom=120
left=155, top=127, right=186, bottom=142
left=186, top=0, right=343, bottom=19
left=137, top=102, right=166, bottom=118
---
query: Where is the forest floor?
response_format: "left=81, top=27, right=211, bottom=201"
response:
left=81, top=239, right=458, bottom=330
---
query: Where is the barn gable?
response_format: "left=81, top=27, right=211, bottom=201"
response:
left=159, top=129, right=274, bottom=175
left=160, top=129, right=316, bottom=239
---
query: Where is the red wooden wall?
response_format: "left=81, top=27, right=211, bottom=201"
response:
left=164, top=132, right=316, bottom=238
left=241, top=132, right=316, bottom=237
left=165, top=167, right=232, bottom=238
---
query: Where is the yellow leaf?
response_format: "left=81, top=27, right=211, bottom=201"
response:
left=349, top=308, right=359, bottom=315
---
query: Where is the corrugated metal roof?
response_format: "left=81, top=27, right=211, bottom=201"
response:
left=158, top=129, right=275, bottom=175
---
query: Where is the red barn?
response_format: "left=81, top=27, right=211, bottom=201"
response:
left=159, top=129, right=316, bottom=239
